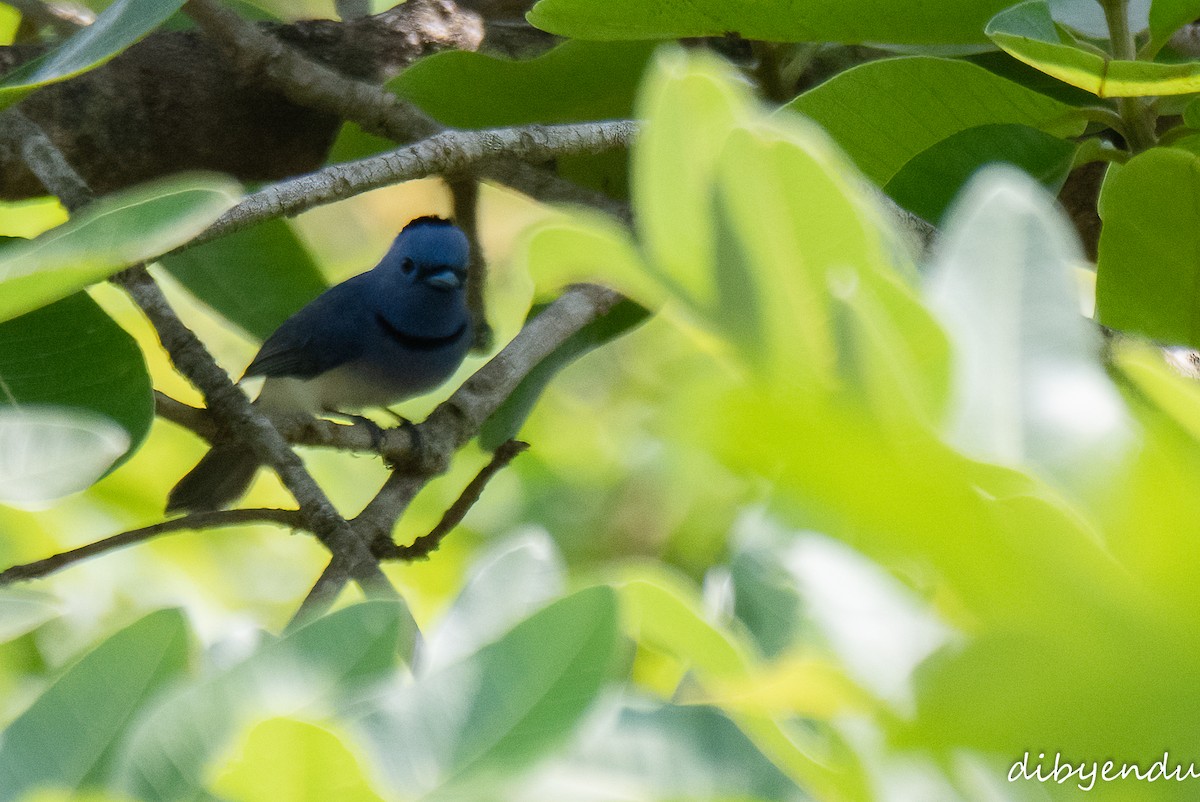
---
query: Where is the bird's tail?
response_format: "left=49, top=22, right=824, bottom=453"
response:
left=166, top=443, right=260, bottom=514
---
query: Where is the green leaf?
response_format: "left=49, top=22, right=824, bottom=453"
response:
left=1148, top=0, right=1200, bottom=54
left=0, top=0, right=188, bottom=110
left=208, top=718, right=386, bottom=802
left=1096, top=147, right=1200, bottom=347
left=161, top=218, right=327, bottom=341
left=0, top=609, right=190, bottom=801
left=115, top=601, right=412, bottom=802
left=423, top=532, right=566, bottom=670
left=0, top=293, right=153, bottom=479
left=713, top=114, right=951, bottom=418
left=392, top=40, right=655, bottom=128
left=521, top=210, right=663, bottom=308
left=1115, top=340, right=1200, bottom=445
left=361, top=587, right=618, bottom=798
left=926, top=166, right=1130, bottom=486
left=480, top=299, right=650, bottom=450
left=614, top=568, right=868, bottom=801
left=527, top=0, right=1019, bottom=45
left=787, top=57, right=1085, bottom=187
left=633, top=50, right=748, bottom=313
left=987, top=0, right=1200, bottom=96
left=0, top=173, right=242, bottom=323
left=884, top=123, right=1078, bottom=224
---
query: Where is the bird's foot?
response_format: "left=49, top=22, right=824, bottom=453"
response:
left=325, top=410, right=387, bottom=451
left=383, top=407, right=411, bottom=426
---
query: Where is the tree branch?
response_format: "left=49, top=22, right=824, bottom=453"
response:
left=5, top=110, right=398, bottom=602
left=183, top=0, right=633, bottom=228
left=0, top=508, right=302, bottom=586
left=186, top=120, right=636, bottom=250
left=182, top=0, right=449, bottom=143
left=373, top=439, right=528, bottom=561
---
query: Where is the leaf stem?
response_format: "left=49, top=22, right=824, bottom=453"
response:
left=1100, top=0, right=1157, bottom=151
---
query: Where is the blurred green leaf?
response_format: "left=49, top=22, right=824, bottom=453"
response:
left=208, top=718, right=386, bottom=802
left=1096, top=147, right=1200, bottom=346
left=161, top=218, right=326, bottom=341
left=0, top=0, right=188, bottom=110
left=522, top=210, right=662, bottom=307
left=0, top=293, right=152, bottom=478
left=360, top=587, right=618, bottom=799
left=713, top=113, right=951, bottom=416
left=615, top=568, right=868, bottom=801
left=0, top=609, right=189, bottom=802
left=1115, top=340, right=1200, bottom=444
left=480, top=299, right=650, bottom=450
left=392, top=40, right=655, bottom=128
left=787, top=57, right=1085, bottom=187
left=913, top=621, right=1200, bottom=757
left=0, top=588, right=59, bottom=643
left=115, top=601, right=413, bottom=802
left=988, top=0, right=1200, bottom=96
left=925, top=166, right=1130, bottom=486
left=423, top=531, right=566, bottom=671
left=633, top=50, right=748, bottom=313
left=0, top=407, right=129, bottom=509
left=0, top=173, right=241, bottom=323
left=884, top=124, right=1078, bottom=224
left=531, top=697, right=804, bottom=802
left=527, top=0, right=1018, bottom=44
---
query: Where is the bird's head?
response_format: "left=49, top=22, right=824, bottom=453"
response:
left=381, top=216, right=470, bottom=295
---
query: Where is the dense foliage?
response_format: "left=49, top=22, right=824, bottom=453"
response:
left=3, top=0, right=1200, bottom=800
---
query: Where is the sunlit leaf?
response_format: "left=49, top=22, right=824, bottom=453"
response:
left=0, top=173, right=242, bottom=323
left=988, top=0, right=1200, bottom=96
left=421, top=530, right=566, bottom=670
left=360, top=587, right=617, bottom=799
left=0, top=609, right=189, bottom=802
left=926, top=166, right=1131, bottom=485
left=208, top=718, right=386, bottom=802
left=613, top=568, right=870, bottom=801
left=787, top=57, right=1085, bottom=187
left=0, top=0, right=188, bottom=110
left=633, top=50, right=748, bottom=313
left=115, top=601, right=412, bottom=802
left=0, top=407, right=129, bottom=509
left=521, top=210, right=662, bottom=307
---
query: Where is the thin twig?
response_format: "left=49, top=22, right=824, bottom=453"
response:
left=0, top=508, right=303, bottom=585
left=374, top=439, right=529, bottom=561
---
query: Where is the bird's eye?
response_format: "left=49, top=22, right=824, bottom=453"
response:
left=401, top=258, right=415, bottom=274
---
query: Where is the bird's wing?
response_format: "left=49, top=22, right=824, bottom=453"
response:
left=243, top=283, right=364, bottom=379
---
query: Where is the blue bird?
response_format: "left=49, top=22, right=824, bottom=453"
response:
left=167, top=216, right=473, bottom=514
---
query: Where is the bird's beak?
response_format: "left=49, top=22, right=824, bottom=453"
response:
left=425, top=269, right=463, bottom=290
